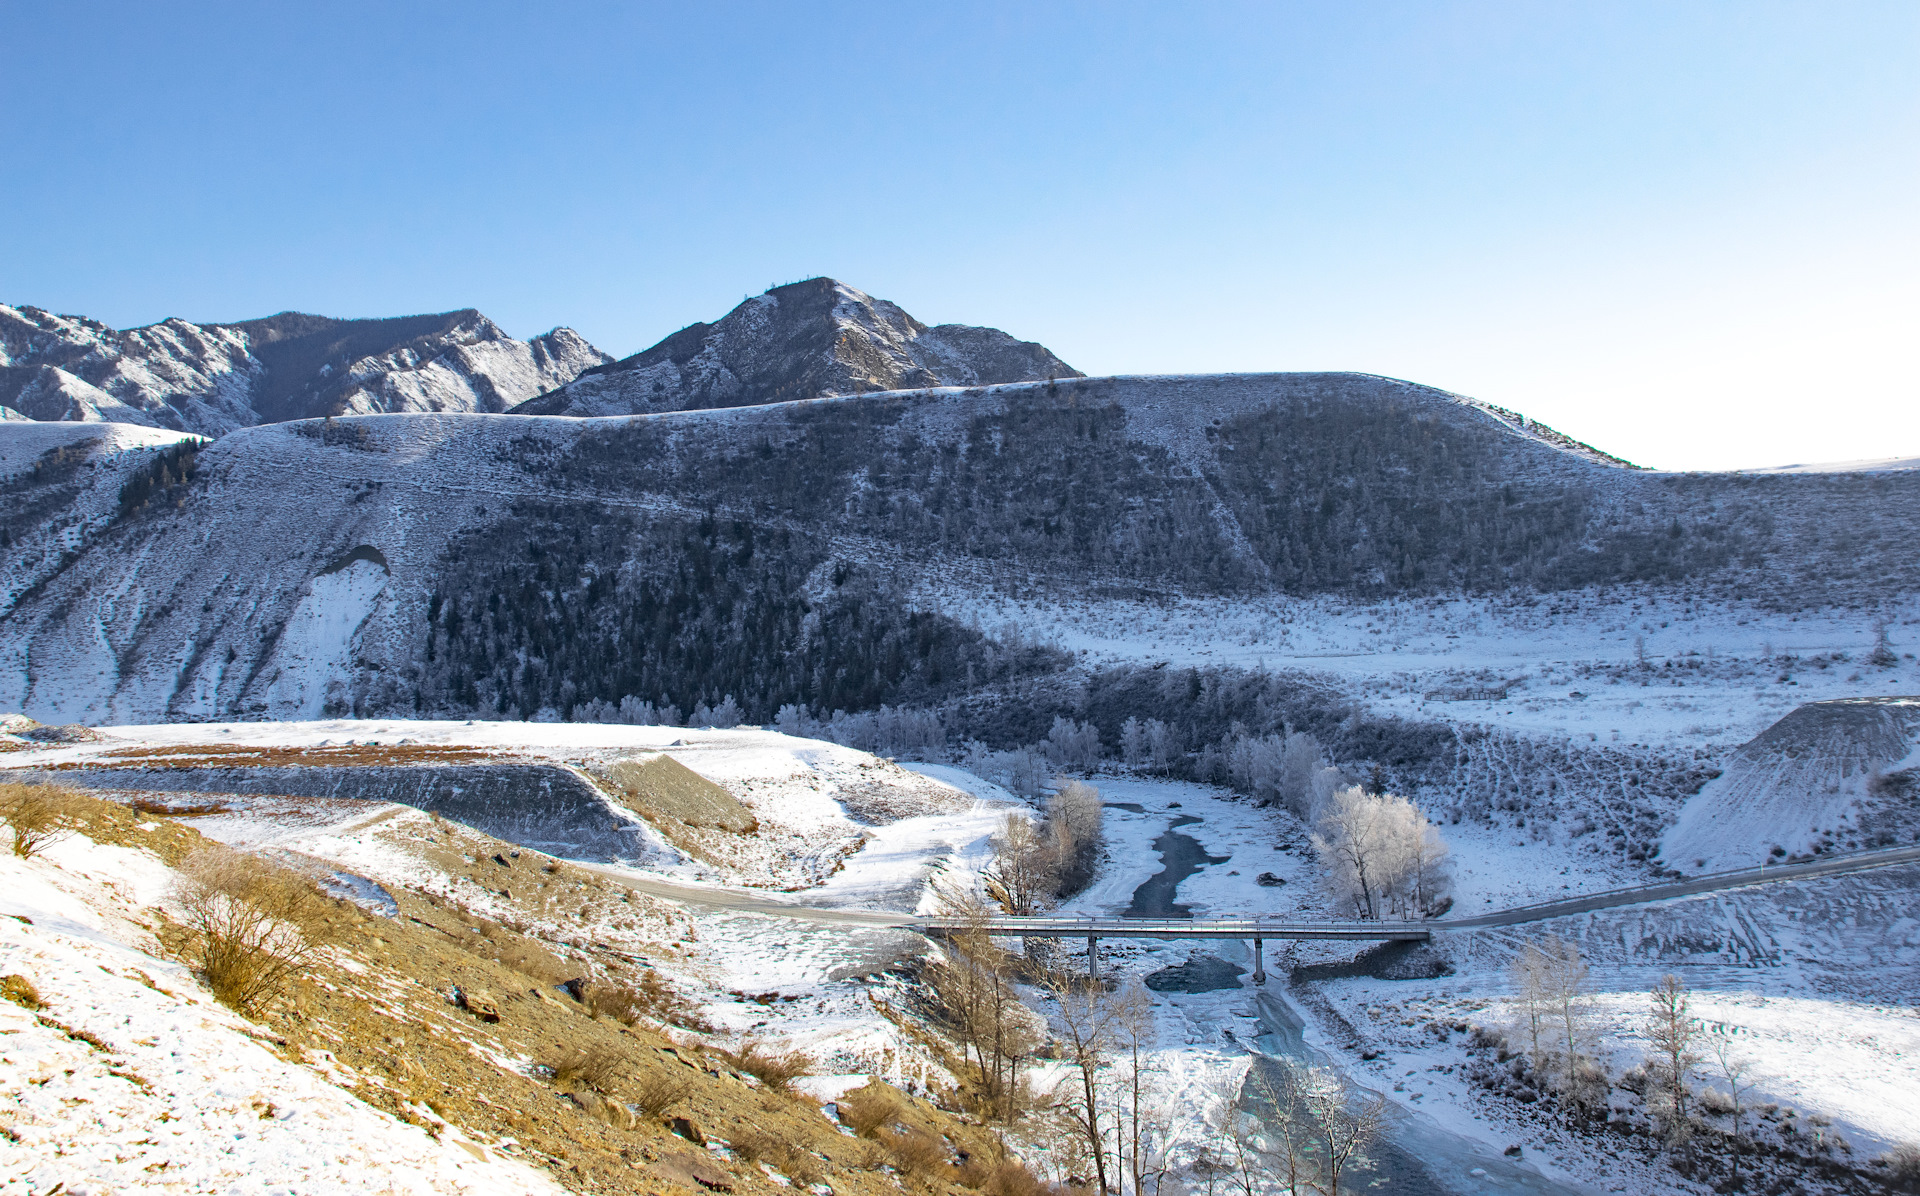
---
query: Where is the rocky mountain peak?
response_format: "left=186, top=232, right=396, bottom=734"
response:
left=511, top=278, right=1082, bottom=417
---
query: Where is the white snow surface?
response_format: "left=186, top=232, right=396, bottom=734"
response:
left=0, top=834, right=563, bottom=1195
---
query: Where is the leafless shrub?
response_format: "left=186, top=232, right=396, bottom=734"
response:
left=733, top=1129, right=826, bottom=1184
left=547, top=1042, right=623, bottom=1092
left=838, top=1083, right=905, bottom=1137
left=629, top=1067, right=693, bottom=1117
left=717, top=1036, right=812, bottom=1092
left=584, top=969, right=715, bottom=1032
left=172, top=847, right=338, bottom=1015
left=879, top=1126, right=953, bottom=1180
left=2, top=974, right=43, bottom=1009
left=0, top=783, right=79, bottom=858
left=966, top=1158, right=1054, bottom=1196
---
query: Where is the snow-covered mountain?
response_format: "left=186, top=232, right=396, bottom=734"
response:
left=511, top=278, right=1081, bottom=417
left=5, top=369, right=1916, bottom=727
left=0, top=304, right=609, bottom=436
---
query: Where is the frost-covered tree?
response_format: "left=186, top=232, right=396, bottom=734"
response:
left=1143, top=719, right=1177, bottom=774
left=775, top=703, right=807, bottom=737
left=1119, top=717, right=1147, bottom=767
left=707, top=695, right=743, bottom=729
left=1045, top=717, right=1102, bottom=770
left=1311, top=786, right=1452, bottom=918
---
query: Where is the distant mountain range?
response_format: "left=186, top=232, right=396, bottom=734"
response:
left=0, top=280, right=1080, bottom=435
left=3, top=277, right=1916, bottom=731
left=0, top=306, right=608, bottom=436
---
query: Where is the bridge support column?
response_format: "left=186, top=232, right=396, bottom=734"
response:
left=1251, top=937, right=1266, bottom=986
left=1087, top=936, right=1099, bottom=980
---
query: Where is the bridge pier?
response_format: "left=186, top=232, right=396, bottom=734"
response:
left=1087, top=936, right=1100, bottom=979
left=1251, top=937, right=1265, bottom=986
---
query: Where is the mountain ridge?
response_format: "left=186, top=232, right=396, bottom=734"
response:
left=0, top=303, right=610, bottom=436
left=511, top=277, right=1082, bottom=417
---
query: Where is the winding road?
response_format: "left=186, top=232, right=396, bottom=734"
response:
left=590, top=842, right=1920, bottom=940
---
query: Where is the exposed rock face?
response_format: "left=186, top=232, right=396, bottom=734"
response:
left=0, top=304, right=608, bottom=436
left=512, top=277, right=1081, bottom=417
left=1662, top=697, right=1920, bottom=871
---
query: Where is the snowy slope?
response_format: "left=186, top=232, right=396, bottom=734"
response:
left=0, top=303, right=608, bottom=436
left=1661, top=696, right=1920, bottom=870
left=0, top=834, right=564, bottom=1195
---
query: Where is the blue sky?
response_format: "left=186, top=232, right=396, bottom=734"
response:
left=4, top=1, right=1914, bottom=469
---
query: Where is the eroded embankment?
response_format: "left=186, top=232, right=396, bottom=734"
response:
left=5, top=763, right=665, bottom=860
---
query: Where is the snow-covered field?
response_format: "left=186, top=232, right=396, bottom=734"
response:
left=922, top=583, right=1920, bottom=750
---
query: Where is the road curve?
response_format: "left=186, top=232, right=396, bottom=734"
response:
left=1437, top=843, right=1920, bottom=930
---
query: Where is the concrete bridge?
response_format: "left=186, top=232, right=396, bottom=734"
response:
left=909, top=914, right=1433, bottom=983
left=905, top=843, right=1920, bottom=983
left=589, top=842, right=1920, bottom=985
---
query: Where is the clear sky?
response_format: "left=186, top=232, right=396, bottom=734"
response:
left=4, top=2, right=1915, bottom=470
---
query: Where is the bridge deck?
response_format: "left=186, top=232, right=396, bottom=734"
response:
left=911, top=916, right=1430, bottom=941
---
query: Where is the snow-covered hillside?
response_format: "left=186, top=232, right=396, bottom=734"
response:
left=0, top=303, right=608, bottom=435
left=7, top=370, right=1915, bottom=731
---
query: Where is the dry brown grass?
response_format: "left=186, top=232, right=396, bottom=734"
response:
left=965, top=1158, right=1056, bottom=1196
left=716, top=1036, right=813, bottom=1093
left=173, top=846, right=340, bottom=1016
left=838, top=1082, right=907, bottom=1137
left=879, top=1126, right=954, bottom=1181
left=628, top=1066, right=693, bottom=1117
left=732, top=1127, right=827, bottom=1184
left=2, top=974, right=43, bottom=1009
left=546, top=1042, right=625, bottom=1093
left=584, top=970, right=717, bottom=1032
left=0, top=783, right=82, bottom=858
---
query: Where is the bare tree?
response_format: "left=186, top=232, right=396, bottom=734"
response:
left=1704, top=1027, right=1755, bottom=1189
left=1646, top=974, right=1702, bottom=1143
left=1508, top=941, right=1554, bottom=1074
left=1046, top=971, right=1122, bottom=1193
left=925, top=887, right=1043, bottom=1121
left=1238, top=1062, right=1320, bottom=1195
left=1295, top=1064, right=1386, bottom=1195
left=986, top=812, right=1054, bottom=916
left=1542, top=936, right=1597, bottom=1110
left=1114, top=981, right=1170, bottom=1196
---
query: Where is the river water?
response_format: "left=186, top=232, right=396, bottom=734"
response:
left=1121, top=811, right=1589, bottom=1194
